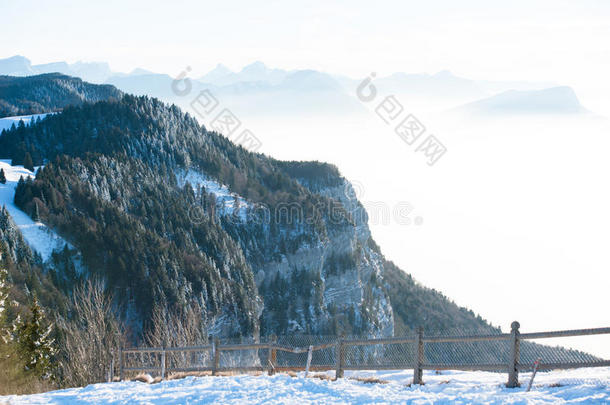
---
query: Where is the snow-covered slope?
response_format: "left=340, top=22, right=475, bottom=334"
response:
left=0, top=160, right=70, bottom=261
left=0, top=114, right=51, bottom=132
left=2, top=368, right=608, bottom=404
left=176, top=169, right=251, bottom=221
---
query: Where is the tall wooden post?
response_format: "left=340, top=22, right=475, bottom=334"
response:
left=118, top=345, right=124, bottom=382
left=304, top=345, right=313, bottom=378
left=507, top=321, right=521, bottom=388
left=413, top=327, right=424, bottom=385
left=108, top=357, right=114, bottom=383
left=212, top=338, right=220, bottom=375
left=160, top=346, right=166, bottom=380
left=268, top=335, right=277, bottom=376
left=335, top=337, right=345, bottom=379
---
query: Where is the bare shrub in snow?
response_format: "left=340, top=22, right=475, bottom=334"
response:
left=145, top=302, right=208, bottom=348
left=58, top=280, right=122, bottom=387
left=145, top=303, right=210, bottom=370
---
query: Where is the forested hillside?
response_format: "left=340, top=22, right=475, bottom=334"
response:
left=0, top=73, right=121, bottom=118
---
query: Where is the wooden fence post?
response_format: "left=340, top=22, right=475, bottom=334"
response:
left=413, top=327, right=424, bottom=385
left=268, top=335, right=277, bottom=376
left=119, top=345, right=124, bottom=382
left=212, top=338, right=220, bottom=376
left=304, top=345, right=313, bottom=378
left=507, top=321, right=521, bottom=388
left=160, top=346, right=166, bottom=380
left=108, top=356, right=114, bottom=383
left=335, top=337, right=345, bottom=379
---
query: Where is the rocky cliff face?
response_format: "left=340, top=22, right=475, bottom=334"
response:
left=234, top=175, right=394, bottom=338
left=176, top=164, right=394, bottom=338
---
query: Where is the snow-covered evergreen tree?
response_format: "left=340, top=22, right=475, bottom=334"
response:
left=32, top=202, right=40, bottom=222
left=16, top=296, right=56, bottom=379
left=23, top=152, right=34, bottom=172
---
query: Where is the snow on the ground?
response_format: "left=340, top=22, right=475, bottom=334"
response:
left=176, top=168, right=251, bottom=221
left=2, top=368, right=608, bottom=404
left=0, top=159, right=70, bottom=261
left=0, top=113, right=52, bottom=133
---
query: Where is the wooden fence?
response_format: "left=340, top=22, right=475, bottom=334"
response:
left=117, top=322, right=610, bottom=387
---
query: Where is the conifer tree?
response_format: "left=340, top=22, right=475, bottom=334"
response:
left=16, top=296, right=56, bottom=378
left=23, top=153, right=34, bottom=172
left=32, top=202, right=40, bottom=222
left=0, top=168, right=6, bottom=184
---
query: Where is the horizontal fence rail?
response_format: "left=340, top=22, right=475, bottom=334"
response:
left=422, top=333, right=510, bottom=343
left=520, top=327, right=610, bottom=340
left=116, top=323, right=609, bottom=387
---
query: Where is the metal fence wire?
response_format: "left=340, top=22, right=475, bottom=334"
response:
left=423, top=326, right=511, bottom=367
left=118, top=324, right=609, bottom=387
left=274, top=335, right=336, bottom=369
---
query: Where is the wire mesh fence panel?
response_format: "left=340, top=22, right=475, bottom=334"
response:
left=422, top=327, right=510, bottom=367
left=520, top=339, right=602, bottom=366
left=306, top=347, right=335, bottom=368
left=274, top=335, right=337, bottom=368
left=518, top=334, right=610, bottom=387
left=258, top=347, right=271, bottom=370
left=275, top=350, right=309, bottom=368
left=217, top=337, right=265, bottom=369
left=218, top=349, right=262, bottom=369
left=123, top=350, right=162, bottom=377
left=424, top=340, right=511, bottom=366
left=167, top=348, right=212, bottom=372
left=343, top=341, right=416, bottom=369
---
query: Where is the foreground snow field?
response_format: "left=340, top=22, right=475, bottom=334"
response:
left=2, top=368, right=608, bottom=404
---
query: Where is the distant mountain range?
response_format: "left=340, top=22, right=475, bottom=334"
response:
left=0, top=55, right=113, bottom=83
left=0, top=55, right=588, bottom=117
left=200, top=61, right=289, bottom=86
left=104, top=63, right=364, bottom=117
left=453, top=86, right=587, bottom=115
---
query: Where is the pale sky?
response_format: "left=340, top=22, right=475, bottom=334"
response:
left=0, top=1, right=608, bottom=76
left=3, top=0, right=610, bottom=113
